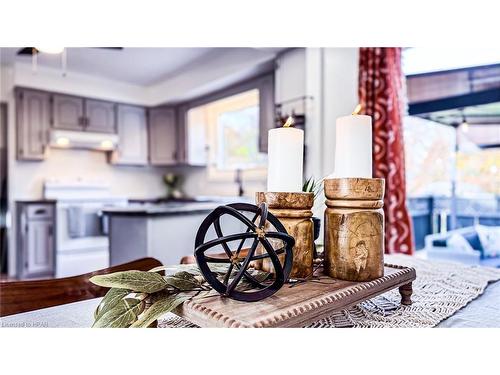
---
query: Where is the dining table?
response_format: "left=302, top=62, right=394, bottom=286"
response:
left=2, top=279, right=500, bottom=328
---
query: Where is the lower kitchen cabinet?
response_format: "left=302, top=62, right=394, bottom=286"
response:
left=16, top=202, right=55, bottom=279
left=107, top=209, right=246, bottom=267
left=111, top=104, right=149, bottom=165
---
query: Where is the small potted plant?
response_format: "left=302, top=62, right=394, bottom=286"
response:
left=163, top=173, right=184, bottom=200
left=302, top=177, right=323, bottom=257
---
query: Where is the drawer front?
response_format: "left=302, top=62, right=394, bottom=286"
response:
left=56, top=248, right=109, bottom=278
left=26, top=204, right=54, bottom=220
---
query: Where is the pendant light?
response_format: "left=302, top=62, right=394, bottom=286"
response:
left=31, top=47, right=67, bottom=77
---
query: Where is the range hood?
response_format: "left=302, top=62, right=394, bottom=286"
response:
left=50, top=130, right=119, bottom=151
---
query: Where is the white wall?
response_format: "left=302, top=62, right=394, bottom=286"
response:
left=11, top=149, right=168, bottom=200
left=170, top=166, right=267, bottom=199
left=275, top=48, right=307, bottom=115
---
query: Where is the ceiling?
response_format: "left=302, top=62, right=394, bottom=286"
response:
left=0, top=47, right=282, bottom=86
left=419, top=102, right=500, bottom=148
left=406, top=63, right=500, bottom=148
left=422, top=102, right=500, bottom=126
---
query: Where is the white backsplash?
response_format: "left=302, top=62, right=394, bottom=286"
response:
left=11, top=148, right=168, bottom=200
left=168, top=165, right=267, bottom=200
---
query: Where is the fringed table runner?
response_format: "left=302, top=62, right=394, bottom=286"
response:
left=159, top=255, right=500, bottom=328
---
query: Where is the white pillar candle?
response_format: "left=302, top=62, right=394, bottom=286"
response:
left=333, top=114, right=372, bottom=178
left=267, top=126, right=304, bottom=192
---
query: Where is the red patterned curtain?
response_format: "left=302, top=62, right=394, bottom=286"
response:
left=358, top=47, right=414, bottom=255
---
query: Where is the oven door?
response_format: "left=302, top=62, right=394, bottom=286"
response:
left=56, top=202, right=110, bottom=277
left=57, top=202, right=109, bottom=253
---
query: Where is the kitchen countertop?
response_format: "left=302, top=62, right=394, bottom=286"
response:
left=15, top=200, right=57, bottom=204
left=102, top=197, right=253, bottom=217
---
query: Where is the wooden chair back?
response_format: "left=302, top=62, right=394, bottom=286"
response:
left=0, top=257, right=162, bottom=317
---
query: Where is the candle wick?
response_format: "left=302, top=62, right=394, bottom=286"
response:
left=352, top=104, right=362, bottom=115
left=283, top=116, right=294, bottom=128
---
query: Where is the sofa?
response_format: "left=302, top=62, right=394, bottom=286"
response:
left=424, top=225, right=500, bottom=268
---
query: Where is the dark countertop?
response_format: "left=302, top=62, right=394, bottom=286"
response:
left=15, top=200, right=57, bottom=204
left=102, top=197, right=253, bottom=217
left=102, top=202, right=221, bottom=217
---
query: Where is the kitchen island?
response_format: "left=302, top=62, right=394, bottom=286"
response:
left=103, top=198, right=250, bottom=267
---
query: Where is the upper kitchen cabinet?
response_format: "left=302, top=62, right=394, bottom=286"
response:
left=16, top=88, right=50, bottom=161
left=52, top=94, right=84, bottom=131
left=85, top=99, right=117, bottom=133
left=148, top=107, right=178, bottom=165
left=111, top=104, right=148, bottom=165
left=52, top=94, right=116, bottom=133
left=257, top=74, right=275, bottom=153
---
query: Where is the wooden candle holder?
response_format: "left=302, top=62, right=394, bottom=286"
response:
left=255, top=192, right=314, bottom=279
left=323, top=178, right=385, bottom=282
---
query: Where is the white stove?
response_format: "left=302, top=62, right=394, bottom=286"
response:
left=44, top=179, right=128, bottom=277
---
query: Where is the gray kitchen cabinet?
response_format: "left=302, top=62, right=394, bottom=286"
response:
left=16, top=202, right=55, bottom=279
left=111, top=104, right=148, bottom=165
left=257, top=74, right=275, bottom=153
left=148, top=107, right=177, bottom=165
left=53, top=95, right=116, bottom=133
left=52, top=94, right=84, bottom=131
left=85, top=99, right=117, bottom=133
left=16, top=89, right=50, bottom=161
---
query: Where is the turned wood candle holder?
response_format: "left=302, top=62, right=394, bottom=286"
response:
left=255, top=192, right=314, bottom=279
left=323, top=178, right=385, bottom=282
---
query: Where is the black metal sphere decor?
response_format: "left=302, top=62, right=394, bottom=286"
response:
left=194, top=202, right=295, bottom=302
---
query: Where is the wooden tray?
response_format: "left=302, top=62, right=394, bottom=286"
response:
left=175, top=263, right=416, bottom=328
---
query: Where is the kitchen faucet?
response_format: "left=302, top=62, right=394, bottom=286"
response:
left=235, top=168, right=244, bottom=197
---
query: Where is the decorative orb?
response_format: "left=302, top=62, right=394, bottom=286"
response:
left=194, top=202, right=294, bottom=302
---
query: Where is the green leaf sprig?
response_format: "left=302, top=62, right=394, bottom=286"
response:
left=302, top=176, right=323, bottom=200
left=89, top=264, right=270, bottom=328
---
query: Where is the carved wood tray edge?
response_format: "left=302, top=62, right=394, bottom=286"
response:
left=179, top=264, right=416, bottom=328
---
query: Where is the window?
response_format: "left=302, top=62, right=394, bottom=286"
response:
left=186, top=88, right=268, bottom=180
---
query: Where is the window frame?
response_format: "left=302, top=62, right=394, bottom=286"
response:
left=177, top=73, right=275, bottom=167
